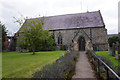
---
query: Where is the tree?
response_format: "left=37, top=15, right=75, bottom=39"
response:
left=15, top=16, right=56, bottom=54
left=0, top=21, right=7, bottom=50
left=40, top=34, right=56, bottom=51
left=108, top=36, right=120, bottom=47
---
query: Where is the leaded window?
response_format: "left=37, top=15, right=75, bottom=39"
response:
left=58, top=35, right=62, bottom=44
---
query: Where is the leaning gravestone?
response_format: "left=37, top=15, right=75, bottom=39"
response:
left=115, top=42, right=120, bottom=60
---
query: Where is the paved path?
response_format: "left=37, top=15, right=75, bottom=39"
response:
left=72, top=51, right=96, bottom=78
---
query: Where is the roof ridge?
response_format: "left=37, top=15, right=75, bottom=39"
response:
left=28, top=10, right=100, bottom=20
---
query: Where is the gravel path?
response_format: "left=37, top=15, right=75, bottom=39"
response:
left=72, top=51, right=96, bottom=78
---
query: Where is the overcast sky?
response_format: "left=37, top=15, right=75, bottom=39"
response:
left=0, top=0, right=119, bottom=36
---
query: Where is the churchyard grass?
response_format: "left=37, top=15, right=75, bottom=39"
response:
left=96, top=51, right=119, bottom=66
left=2, top=51, right=65, bottom=78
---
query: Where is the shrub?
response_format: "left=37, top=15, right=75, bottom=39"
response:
left=60, top=45, right=68, bottom=50
left=33, top=51, right=79, bottom=79
left=40, top=34, right=56, bottom=51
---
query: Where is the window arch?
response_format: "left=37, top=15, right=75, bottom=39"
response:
left=58, top=35, right=62, bottom=44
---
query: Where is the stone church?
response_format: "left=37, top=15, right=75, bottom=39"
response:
left=15, top=10, right=108, bottom=51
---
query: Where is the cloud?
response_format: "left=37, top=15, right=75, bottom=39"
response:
left=0, top=0, right=119, bottom=36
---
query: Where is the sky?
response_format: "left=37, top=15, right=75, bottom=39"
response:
left=0, top=0, right=119, bottom=36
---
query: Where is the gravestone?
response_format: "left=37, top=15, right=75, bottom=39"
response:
left=110, top=43, right=115, bottom=56
left=117, top=42, right=120, bottom=54
left=110, top=47, right=113, bottom=55
left=115, top=42, right=120, bottom=60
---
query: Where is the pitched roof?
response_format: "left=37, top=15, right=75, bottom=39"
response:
left=25, top=10, right=105, bottom=31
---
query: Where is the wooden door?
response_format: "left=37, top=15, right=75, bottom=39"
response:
left=78, top=37, right=85, bottom=51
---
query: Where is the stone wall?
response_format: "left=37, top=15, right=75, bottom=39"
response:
left=49, top=27, right=108, bottom=51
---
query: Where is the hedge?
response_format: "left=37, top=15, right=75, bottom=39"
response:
left=33, top=51, right=79, bottom=79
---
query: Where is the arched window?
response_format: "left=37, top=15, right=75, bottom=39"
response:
left=58, top=35, right=62, bottom=44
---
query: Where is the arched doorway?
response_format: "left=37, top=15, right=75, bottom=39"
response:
left=78, top=37, right=85, bottom=51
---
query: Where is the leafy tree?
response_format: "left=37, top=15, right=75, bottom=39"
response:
left=17, top=37, right=28, bottom=51
left=0, top=21, right=7, bottom=50
left=40, top=34, right=56, bottom=51
left=108, top=36, right=120, bottom=47
left=16, top=17, right=56, bottom=54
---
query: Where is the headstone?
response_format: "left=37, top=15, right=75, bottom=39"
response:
left=112, top=43, right=116, bottom=56
left=115, top=54, right=120, bottom=60
left=117, top=42, right=120, bottom=54
left=115, top=42, right=120, bottom=60
left=110, top=43, right=115, bottom=56
left=110, top=47, right=113, bottom=55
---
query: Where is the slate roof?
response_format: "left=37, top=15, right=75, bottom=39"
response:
left=24, top=10, right=105, bottom=31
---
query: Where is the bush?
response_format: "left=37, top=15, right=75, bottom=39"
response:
left=33, top=51, right=79, bottom=79
left=60, top=45, right=68, bottom=50
left=40, top=34, right=56, bottom=51
left=17, top=34, right=56, bottom=52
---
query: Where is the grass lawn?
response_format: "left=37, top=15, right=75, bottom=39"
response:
left=95, top=51, right=120, bottom=66
left=2, top=51, right=65, bottom=78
